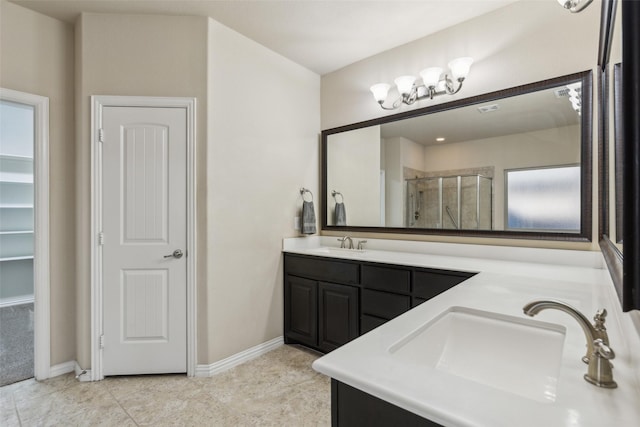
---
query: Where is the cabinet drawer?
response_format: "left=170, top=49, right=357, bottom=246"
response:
left=361, top=289, right=410, bottom=320
left=285, top=254, right=359, bottom=285
left=360, top=314, right=388, bottom=334
left=413, top=269, right=474, bottom=300
left=361, top=264, right=410, bottom=293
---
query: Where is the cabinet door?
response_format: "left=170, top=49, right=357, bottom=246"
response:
left=284, top=275, right=318, bottom=347
left=318, top=282, right=359, bottom=352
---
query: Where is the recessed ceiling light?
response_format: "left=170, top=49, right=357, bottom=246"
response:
left=436, top=137, right=446, bottom=142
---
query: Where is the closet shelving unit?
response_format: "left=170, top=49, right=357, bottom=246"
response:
left=0, top=153, right=34, bottom=307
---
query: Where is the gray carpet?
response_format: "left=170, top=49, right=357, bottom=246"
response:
left=0, top=302, right=34, bottom=386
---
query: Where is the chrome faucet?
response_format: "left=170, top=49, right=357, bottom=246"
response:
left=356, top=240, right=367, bottom=250
left=523, top=300, right=617, bottom=388
left=337, top=236, right=354, bottom=249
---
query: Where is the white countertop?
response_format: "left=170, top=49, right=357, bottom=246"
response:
left=283, top=237, right=640, bottom=427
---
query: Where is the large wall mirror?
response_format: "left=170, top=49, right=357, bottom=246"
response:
left=322, top=71, right=593, bottom=242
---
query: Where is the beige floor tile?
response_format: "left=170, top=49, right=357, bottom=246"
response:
left=1, top=406, right=20, bottom=427
left=231, top=377, right=331, bottom=427
left=11, top=373, right=79, bottom=403
left=1, top=344, right=331, bottom=426
left=103, top=373, right=201, bottom=401
left=16, top=381, right=116, bottom=425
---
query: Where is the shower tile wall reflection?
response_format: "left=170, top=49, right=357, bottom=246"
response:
left=407, top=175, right=492, bottom=230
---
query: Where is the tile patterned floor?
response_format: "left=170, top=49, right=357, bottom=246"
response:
left=0, top=344, right=331, bottom=426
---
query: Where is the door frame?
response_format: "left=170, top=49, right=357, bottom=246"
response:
left=90, top=96, right=197, bottom=380
left=0, top=87, right=50, bottom=380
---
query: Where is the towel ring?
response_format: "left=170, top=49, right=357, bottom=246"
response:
left=332, top=190, right=344, bottom=203
left=300, top=188, right=313, bottom=202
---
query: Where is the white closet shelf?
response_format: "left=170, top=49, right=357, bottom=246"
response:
left=0, top=174, right=33, bottom=183
left=0, top=255, right=34, bottom=262
left=0, top=204, right=33, bottom=208
left=0, top=154, right=33, bottom=160
left=0, top=230, right=33, bottom=235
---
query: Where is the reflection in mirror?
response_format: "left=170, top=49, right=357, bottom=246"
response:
left=613, top=62, right=623, bottom=244
left=323, top=71, right=592, bottom=241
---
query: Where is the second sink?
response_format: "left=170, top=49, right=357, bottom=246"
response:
left=388, top=306, right=566, bottom=403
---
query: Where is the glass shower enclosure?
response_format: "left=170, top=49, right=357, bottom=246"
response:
left=406, top=174, right=492, bottom=230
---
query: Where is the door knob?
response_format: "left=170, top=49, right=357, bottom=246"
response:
left=164, top=249, right=183, bottom=259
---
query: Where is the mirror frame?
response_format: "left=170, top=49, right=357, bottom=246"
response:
left=598, top=0, right=640, bottom=312
left=322, top=71, right=593, bottom=242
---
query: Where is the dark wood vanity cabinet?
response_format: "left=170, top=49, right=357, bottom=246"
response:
left=284, top=255, right=360, bottom=353
left=332, top=380, right=442, bottom=426
left=284, top=253, right=475, bottom=352
left=413, top=269, right=473, bottom=306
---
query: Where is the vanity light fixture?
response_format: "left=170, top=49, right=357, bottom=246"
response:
left=557, top=0, right=593, bottom=13
left=370, top=57, right=473, bottom=110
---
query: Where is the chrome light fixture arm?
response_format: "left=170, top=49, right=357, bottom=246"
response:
left=377, top=76, right=465, bottom=110
left=371, top=57, right=472, bottom=111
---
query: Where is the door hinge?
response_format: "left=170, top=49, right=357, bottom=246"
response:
left=99, top=335, right=105, bottom=349
left=98, top=232, right=105, bottom=245
left=98, top=128, right=104, bottom=143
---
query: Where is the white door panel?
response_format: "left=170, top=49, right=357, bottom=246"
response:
left=102, top=107, right=186, bottom=375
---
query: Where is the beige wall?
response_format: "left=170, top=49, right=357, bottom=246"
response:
left=0, top=0, right=76, bottom=366
left=320, top=0, right=600, bottom=249
left=383, top=136, right=425, bottom=227
left=207, top=19, right=320, bottom=363
left=68, top=11, right=320, bottom=368
left=75, top=13, right=209, bottom=367
left=71, top=11, right=319, bottom=369
left=1, top=0, right=604, bottom=371
left=327, top=125, right=380, bottom=226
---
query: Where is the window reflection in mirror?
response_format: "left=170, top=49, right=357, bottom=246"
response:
left=505, top=165, right=581, bottom=232
left=323, top=71, right=592, bottom=241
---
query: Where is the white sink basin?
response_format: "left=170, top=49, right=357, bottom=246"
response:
left=388, top=306, right=566, bottom=403
left=308, top=247, right=367, bottom=257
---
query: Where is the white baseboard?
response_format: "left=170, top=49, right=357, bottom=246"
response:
left=48, top=360, right=76, bottom=378
left=195, top=336, right=284, bottom=377
left=47, top=337, right=284, bottom=381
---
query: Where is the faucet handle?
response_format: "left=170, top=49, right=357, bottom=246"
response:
left=593, top=339, right=615, bottom=360
left=357, top=240, right=367, bottom=250
left=585, top=339, right=617, bottom=388
left=594, top=309, right=608, bottom=329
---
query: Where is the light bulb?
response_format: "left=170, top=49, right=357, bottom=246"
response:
left=448, top=57, right=474, bottom=81
left=394, top=75, right=416, bottom=96
left=370, top=83, right=391, bottom=103
left=419, top=67, right=443, bottom=88
left=557, top=0, right=574, bottom=9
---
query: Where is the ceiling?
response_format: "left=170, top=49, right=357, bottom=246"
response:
left=9, top=0, right=520, bottom=75
left=380, top=84, right=581, bottom=146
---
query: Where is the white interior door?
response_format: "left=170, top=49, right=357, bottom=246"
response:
left=102, top=106, right=187, bottom=376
